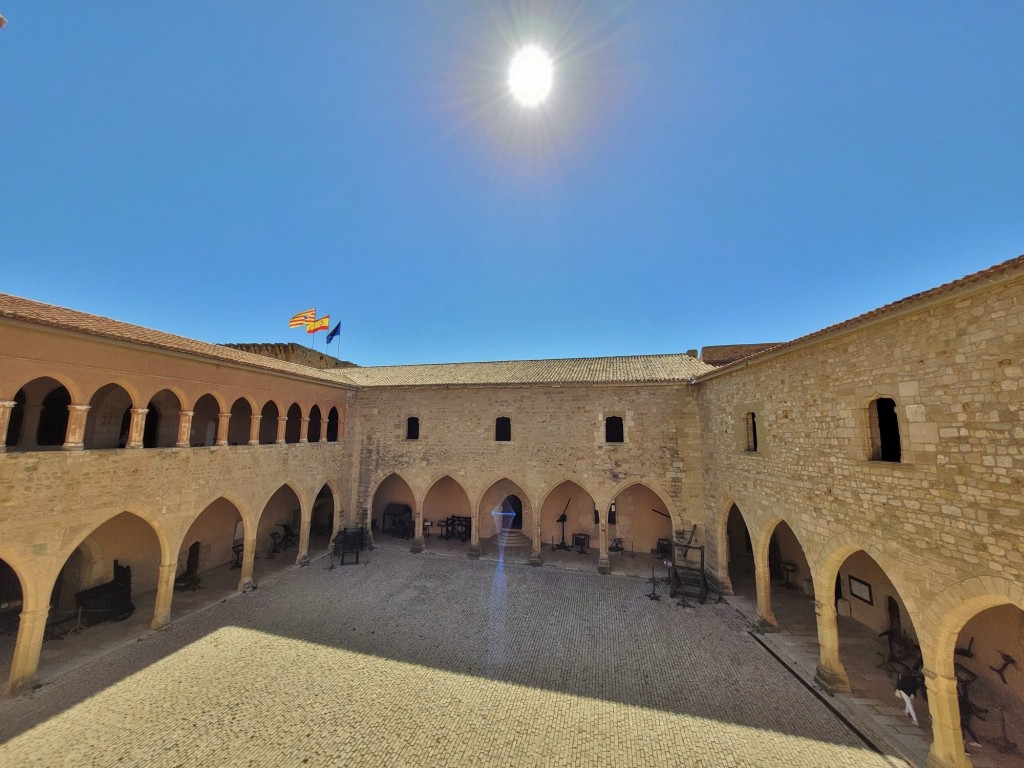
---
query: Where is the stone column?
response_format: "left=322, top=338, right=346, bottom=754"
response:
left=63, top=404, right=91, bottom=450
left=925, top=667, right=970, bottom=768
left=298, top=416, right=310, bottom=444
left=529, top=507, right=543, bottom=566
left=296, top=509, right=310, bottom=565
left=6, top=604, right=49, bottom=695
left=176, top=410, right=194, bottom=447
left=813, top=596, right=850, bottom=693
left=276, top=415, right=288, bottom=445
left=216, top=412, right=231, bottom=447
left=411, top=504, right=424, bottom=554
left=19, top=404, right=43, bottom=448
left=360, top=507, right=374, bottom=548
left=238, top=535, right=256, bottom=590
left=467, top=505, right=481, bottom=560
left=319, top=421, right=328, bottom=443
left=151, top=561, right=177, bottom=629
left=248, top=414, right=262, bottom=446
left=753, top=542, right=777, bottom=629
left=0, top=400, right=16, bottom=452
left=126, top=408, right=148, bottom=448
left=597, top=505, right=611, bottom=574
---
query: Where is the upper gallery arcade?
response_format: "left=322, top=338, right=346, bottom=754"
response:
left=1, top=253, right=1022, bottom=768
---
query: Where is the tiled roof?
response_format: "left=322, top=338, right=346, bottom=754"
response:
left=333, top=354, right=716, bottom=387
left=0, top=293, right=358, bottom=388
left=694, top=253, right=1024, bottom=380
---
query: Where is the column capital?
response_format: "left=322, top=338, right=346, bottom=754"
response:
left=68, top=403, right=91, bottom=412
left=0, top=400, right=17, bottom=409
left=180, top=410, right=195, bottom=417
left=130, top=408, right=150, bottom=415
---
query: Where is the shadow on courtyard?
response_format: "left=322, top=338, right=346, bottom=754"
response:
left=0, top=545, right=899, bottom=763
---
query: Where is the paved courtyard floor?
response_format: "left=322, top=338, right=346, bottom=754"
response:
left=0, top=546, right=911, bottom=767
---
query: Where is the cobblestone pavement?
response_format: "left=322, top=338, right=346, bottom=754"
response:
left=0, top=548, right=909, bottom=768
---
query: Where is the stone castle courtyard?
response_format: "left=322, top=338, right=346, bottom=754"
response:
left=0, top=548, right=907, bottom=768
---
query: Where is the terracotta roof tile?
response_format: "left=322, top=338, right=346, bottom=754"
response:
left=333, top=353, right=716, bottom=387
left=0, top=293, right=358, bottom=388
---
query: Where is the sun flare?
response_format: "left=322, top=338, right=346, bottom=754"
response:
left=508, top=44, right=554, bottom=107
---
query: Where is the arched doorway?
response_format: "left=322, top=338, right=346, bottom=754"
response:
left=178, top=498, right=244, bottom=592
left=951, top=604, right=1024, bottom=754
left=370, top=474, right=415, bottom=540
left=0, top=558, right=24, bottom=685
left=610, top=484, right=672, bottom=557
left=143, top=389, right=181, bottom=448
left=833, top=551, right=929, bottom=728
left=423, top=476, right=471, bottom=546
left=310, top=485, right=336, bottom=554
left=539, top=481, right=596, bottom=561
left=255, top=486, right=302, bottom=576
left=84, top=383, right=133, bottom=449
left=259, top=401, right=279, bottom=444
left=725, top=504, right=754, bottom=595
left=764, top=521, right=815, bottom=632
left=42, top=513, right=163, bottom=680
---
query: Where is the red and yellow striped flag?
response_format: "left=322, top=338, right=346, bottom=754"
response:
left=289, top=308, right=316, bottom=328
left=306, top=315, right=330, bottom=333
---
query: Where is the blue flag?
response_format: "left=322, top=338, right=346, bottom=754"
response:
left=325, top=322, right=341, bottom=344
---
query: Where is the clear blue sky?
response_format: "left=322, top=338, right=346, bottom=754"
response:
left=2, top=3, right=1022, bottom=366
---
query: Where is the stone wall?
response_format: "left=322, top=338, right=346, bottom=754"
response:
left=696, top=270, right=1024, bottom=633
left=350, top=382, right=704, bottom=537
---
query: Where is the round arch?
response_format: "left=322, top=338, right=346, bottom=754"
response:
left=56, top=509, right=175, bottom=576
left=7, top=373, right=84, bottom=406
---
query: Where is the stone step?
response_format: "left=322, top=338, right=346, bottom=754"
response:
left=496, top=530, right=530, bottom=548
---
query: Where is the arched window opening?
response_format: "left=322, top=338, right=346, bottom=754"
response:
left=605, top=415, right=624, bottom=443
left=326, top=407, right=340, bottom=442
left=227, top=398, right=252, bottom=446
left=744, top=412, right=758, bottom=452
left=284, top=403, right=302, bottom=444
left=308, top=406, right=323, bottom=443
left=495, top=416, right=511, bottom=442
left=870, top=397, right=901, bottom=462
left=84, top=383, right=132, bottom=450
left=259, top=401, right=279, bottom=444
left=191, top=394, right=220, bottom=447
left=406, top=416, right=420, bottom=440
left=5, top=389, right=26, bottom=447
left=142, top=403, right=160, bottom=448
left=38, top=385, right=71, bottom=447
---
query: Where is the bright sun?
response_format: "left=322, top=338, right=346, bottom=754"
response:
left=508, top=44, right=554, bottom=107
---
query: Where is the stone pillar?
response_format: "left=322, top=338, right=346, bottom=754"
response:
left=19, top=404, right=43, bottom=448
left=753, top=543, right=777, bottom=629
left=238, top=535, right=257, bottom=590
left=151, top=561, right=177, bottom=629
left=126, top=408, right=148, bottom=449
left=411, top=504, right=424, bottom=554
left=813, top=596, right=850, bottom=693
left=176, top=410, right=194, bottom=448
left=248, top=414, right=262, bottom=446
left=467, top=505, right=481, bottom=560
left=296, top=510, right=310, bottom=565
left=216, top=412, right=231, bottom=447
left=276, top=416, right=288, bottom=445
left=925, top=667, right=970, bottom=768
left=360, top=507, right=374, bottom=548
left=0, top=400, right=16, bottom=452
left=6, top=604, right=49, bottom=695
left=298, top=416, right=310, bottom=444
left=529, top=508, right=543, bottom=566
left=63, top=404, right=90, bottom=450
left=597, top=506, right=610, bottom=574
left=319, top=421, right=328, bottom=443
